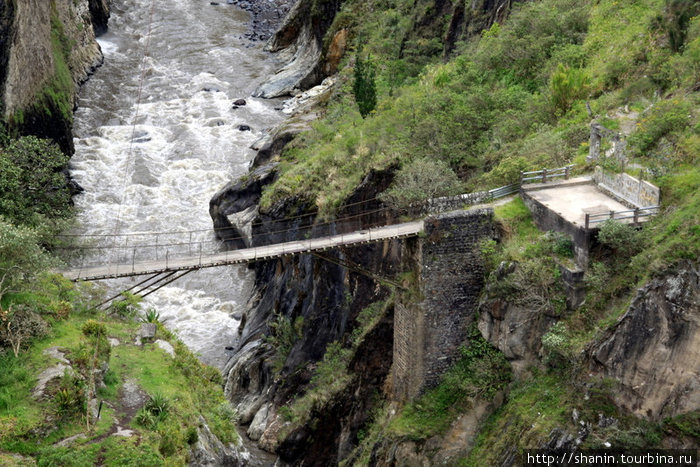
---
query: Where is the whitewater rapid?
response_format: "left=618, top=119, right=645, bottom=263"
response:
left=70, top=0, right=285, bottom=369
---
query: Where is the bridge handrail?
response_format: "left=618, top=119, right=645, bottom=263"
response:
left=521, top=165, right=575, bottom=184
left=584, top=206, right=660, bottom=229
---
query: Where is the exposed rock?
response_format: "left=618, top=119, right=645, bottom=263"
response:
left=112, top=426, right=135, bottom=437
left=119, top=379, right=149, bottom=415
left=589, top=260, right=700, bottom=420
left=155, top=339, right=175, bottom=357
left=479, top=262, right=557, bottom=377
left=323, top=28, right=348, bottom=76
left=1, top=0, right=107, bottom=153
left=247, top=402, right=271, bottom=441
left=238, top=124, right=252, bottom=131
left=53, top=433, right=87, bottom=447
left=138, top=323, right=157, bottom=341
left=253, top=0, right=341, bottom=97
left=33, top=364, right=71, bottom=400
left=209, top=163, right=279, bottom=249
left=108, top=337, right=120, bottom=347
left=233, top=98, right=247, bottom=106
left=43, top=346, right=70, bottom=365
left=87, top=0, right=110, bottom=36
left=190, top=416, right=248, bottom=466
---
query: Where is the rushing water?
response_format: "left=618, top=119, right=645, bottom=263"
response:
left=70, top=0, right=284, bottom=369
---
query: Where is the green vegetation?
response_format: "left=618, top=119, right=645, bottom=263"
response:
left=278, top=299, right=391, bottom=436
left=0, top=290, right=238, bottom=464
left=353, top=48, right=377, bottom=117
left=388, top=323, right=511, bottom=440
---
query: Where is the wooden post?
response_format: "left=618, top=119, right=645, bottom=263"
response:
left=609, top=210, right=615, bottom=220
left=542, top=168, right=547, bottom=183
left=633, top=208, right=639, bottom=224
left=565, top=166, right=570, bottom=180
left=585, top=213, right=590, bottom=229
left=520, top=171, right=524, bottom=184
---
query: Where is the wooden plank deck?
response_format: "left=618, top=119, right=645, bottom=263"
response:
left=60, top=220, right=425, bottom=281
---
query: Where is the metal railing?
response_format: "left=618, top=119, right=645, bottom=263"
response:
left=521, top=165, right=575, bottom=184
left=584, top=206, right=660, bottom=229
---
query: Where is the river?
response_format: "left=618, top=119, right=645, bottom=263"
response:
left=70, top=0, right=285, bottom=370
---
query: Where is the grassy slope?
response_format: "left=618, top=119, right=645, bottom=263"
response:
left=0, top=284, right=237, bottom=466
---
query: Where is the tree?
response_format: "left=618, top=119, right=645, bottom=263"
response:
left=353, top=49, right=377, bottom=118
left=0, top=136, right=73, bottom=227
left=379, top=158, right=463, bottom=212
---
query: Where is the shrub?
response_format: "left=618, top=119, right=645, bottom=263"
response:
left=0, top=137, right=72, bottom=227
left=549, top=64, right=590, bottom=115
left=141, top=308, right=160, bottom=323
left=379, top=158, right=462, bottom=212
left=145, top=392, right=171, bottom=421
left=108, top=292, right=142, bottom=319
left=597, top=219, right=642, bottom=258
left=0, top=304, right=49, bottom=357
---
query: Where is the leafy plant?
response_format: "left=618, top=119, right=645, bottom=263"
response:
left=141, top=308, right=160, bottom=323
left=353, top=48, right=377, bottom=118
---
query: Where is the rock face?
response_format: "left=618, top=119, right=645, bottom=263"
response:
left=479, top=262, right=560, bottom=377
left=219, top=168, right=398, bottom=464
left=253, top=0, right=342, bottom=97
left=589, top=260, right=700, bottom=420
left=0, top=0, right=109, bottom=153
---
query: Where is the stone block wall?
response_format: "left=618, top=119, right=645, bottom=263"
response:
left=593, top=167, right=660, bottom=208
left=392, top=208, right=496, bottom=401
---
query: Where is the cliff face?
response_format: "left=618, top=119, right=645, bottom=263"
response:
left=590, top=260, right=700, bottom=421
left=1, top=0, right=109, bottom=153
left=216, top=167, right=400, bottom=464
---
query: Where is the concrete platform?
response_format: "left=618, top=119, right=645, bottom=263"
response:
left=523, top=177, right=630, bottom=227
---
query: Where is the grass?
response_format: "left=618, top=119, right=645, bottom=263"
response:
left=0, top=299, right=238, bottom=464
left=388, top=324, right=511, bottom=441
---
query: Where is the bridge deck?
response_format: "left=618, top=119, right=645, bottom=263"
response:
left=61, top=220, right=424, bottom=281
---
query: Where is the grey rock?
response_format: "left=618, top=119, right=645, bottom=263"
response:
left=247, top=403, right=270, bottom=441
left=155, top=339, right=175, bottom=357
left=139, top=323, right=157, bottom=340
left=43, top=346, right=70, bottom=364
left=233, top=98, right=247, bottom=106
left=33, top=364, right=71, bottom=399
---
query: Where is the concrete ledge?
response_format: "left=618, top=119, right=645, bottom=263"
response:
left=521, top=176, right=593, bottom=192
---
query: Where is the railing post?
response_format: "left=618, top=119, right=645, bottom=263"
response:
left=520, top=171, right=524, bottom=184
left=585, top=213, right=590, bottom=229
left=542, top=168, right=547, bottom=183
left=634, top=208, right=639, bottom=224
left=565, top=166, right=570, bottom=180
left=609, top=210, right=615, bottom=220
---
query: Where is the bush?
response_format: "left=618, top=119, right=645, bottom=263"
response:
left=0, top=136, right=72, bottom=227
left=379, top=158, right=462, bottom=211
left=549, top=64, right=590, bottom=115
left=597, top=219, right=642, bottom=258
left=0, top=304, right=49, bottom=357
left=109, top=292, right=142, bottom=319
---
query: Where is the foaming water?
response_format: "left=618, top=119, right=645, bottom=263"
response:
left=71, top=0, right=284, bottom=369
